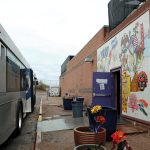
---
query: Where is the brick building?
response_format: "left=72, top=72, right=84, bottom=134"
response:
left=60, top=0, right=150, bottom=125
left=60, top=26, right=108, bottom=105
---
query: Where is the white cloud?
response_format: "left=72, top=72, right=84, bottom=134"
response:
left=0, top=0, right=110, bottom=83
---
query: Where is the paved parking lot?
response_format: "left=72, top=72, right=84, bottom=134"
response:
left=35, top=96, right=150, bottom=150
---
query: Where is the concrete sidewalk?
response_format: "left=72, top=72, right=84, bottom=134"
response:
left=35, top=96, right=150, bottom=150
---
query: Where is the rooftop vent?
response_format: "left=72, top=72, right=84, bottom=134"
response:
left=108, top=0, right=146, bottom=31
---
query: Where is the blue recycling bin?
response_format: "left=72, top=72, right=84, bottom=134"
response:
left=63, top=98, right=73, bottom=110
left=87, top=106, right=117, bottom=141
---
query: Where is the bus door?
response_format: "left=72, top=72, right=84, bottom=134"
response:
left=25, top=69, right=34, bottom=112
left=0, top=43, right=7, bottom=145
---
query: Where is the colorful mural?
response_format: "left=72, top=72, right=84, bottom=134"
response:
left=97, top=11, right=150, bottom=122
left=137, top=71, right=148, bottom=91
left=128, top=94, right=148, bottom=116
left=122, top=71, right=131, bottom=112
left=120, top=22, right=145, bottom=73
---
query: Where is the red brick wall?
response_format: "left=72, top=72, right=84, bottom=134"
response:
left=60, top=0, right=150, bottom=106
left=60, top=26, right=108, bottom=105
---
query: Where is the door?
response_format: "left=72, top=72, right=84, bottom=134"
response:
left=111, top=69, right=121, bottom=117
left=92, top=72, right=115, bottom=107
left=25, top=69, right=33, bottom=112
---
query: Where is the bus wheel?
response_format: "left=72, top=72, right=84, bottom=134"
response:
left=15, top=104, right=23, bottom=136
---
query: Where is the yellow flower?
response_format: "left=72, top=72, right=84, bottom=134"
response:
left=91, top=105, right=102, bottom=114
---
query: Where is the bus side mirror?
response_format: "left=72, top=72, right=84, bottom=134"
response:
left=36, top=81, right=38, bottom=85
left=33, top=80, right=38, bottom=85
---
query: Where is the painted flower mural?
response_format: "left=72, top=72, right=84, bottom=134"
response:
left=128, top=94, right=139, bottom=112
left=138, top=99, right=148, bottom=116
left=128, top=94, right=148, bottom=116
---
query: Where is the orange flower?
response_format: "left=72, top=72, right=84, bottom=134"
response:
left=111, top=131, right=126, bottom=144
left=96, top=116, right=106, bottom=124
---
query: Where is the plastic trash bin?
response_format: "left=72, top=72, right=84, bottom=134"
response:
left=63, top=98, right=73, bottom=110
left=87, top=106, right=117, bottom=141
left=76, top=96, right=84, bottom=102
left=72, top=101, right=83, bottom=118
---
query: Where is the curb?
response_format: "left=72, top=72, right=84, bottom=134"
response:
left=34, top=98, right=43, bottom=150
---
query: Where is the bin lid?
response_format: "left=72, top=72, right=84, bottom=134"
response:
left=76, top=96, right=84, bottom=101
left=77, top=96, right=84, bottom=98
left=72, top=101, right=83, bottom=104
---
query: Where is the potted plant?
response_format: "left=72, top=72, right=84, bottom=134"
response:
left=87, top=105, right=117, bottom=141
left=74, top=105, right=106, bottom=147
left=111, top=131, right=132, bottom=150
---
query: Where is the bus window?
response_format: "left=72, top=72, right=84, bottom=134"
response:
left=6, top=50, right=20, bottom=92
left=0, top=46, right=1, bottom=57
left=1, top=45, right=5, bottom=61
left=0, top=43, right=6, bottom=92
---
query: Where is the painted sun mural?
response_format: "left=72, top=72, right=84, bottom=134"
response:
left=97, top=11, right=150, bottom=121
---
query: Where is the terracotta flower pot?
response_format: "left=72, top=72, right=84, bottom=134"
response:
left=74, top=126, right=106, bottom=146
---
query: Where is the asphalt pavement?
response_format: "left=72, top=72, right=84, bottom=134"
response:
left=0, top=92, right=43, bottom=150
left=35, top=95, right=150, bottom=150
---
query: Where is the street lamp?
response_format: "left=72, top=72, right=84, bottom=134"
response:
left=84, top=57, right=93, bottom=63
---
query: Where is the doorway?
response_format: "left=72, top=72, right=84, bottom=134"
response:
left=111, top=68, right=121, bottom=118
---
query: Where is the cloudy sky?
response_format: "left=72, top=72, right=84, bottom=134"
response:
left=0, top=0, right=110, bottom=85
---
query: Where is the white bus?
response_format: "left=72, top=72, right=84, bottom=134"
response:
left=0, top=24, right=37, bottom=145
